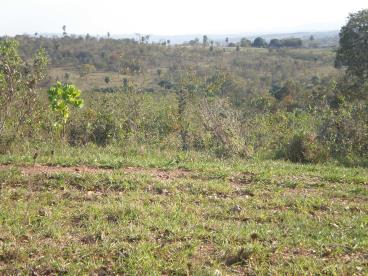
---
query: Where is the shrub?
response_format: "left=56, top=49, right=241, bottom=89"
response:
left=67, top=109, right=119, bottom=147
left=91, top=113, right=119, bottom=146
left=318, top=103, right=368, bottom=163
left=198, top=98, right=247, bottom=158
left=68, top=121, right=90, bottom=146
left=283, top=133, right=329, bottom=163
left=0, top=132, right=14, bottom=154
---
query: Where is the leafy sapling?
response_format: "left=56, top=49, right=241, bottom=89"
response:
left=47, top=81, right=84, bottom=140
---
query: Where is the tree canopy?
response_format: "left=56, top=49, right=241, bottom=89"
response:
left=335, top=9, right=368, bottom=80
left=252, top=37, right=268, bottom=48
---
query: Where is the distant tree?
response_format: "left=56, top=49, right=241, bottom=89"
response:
left=269, top=38, right=303, bottom=48
left=189, top=38, right=199, bottom=46
left=145, top=35, right=150, bottom=44
left=236, top=45, right=240, bottom=51
left=203, top=35, right=208, bottom=46
left=62, top=25, right=67, bottom=37
left=122, top=78, right=135, bottom=92
left=281, top=38, right=302, bottom=48
left=270, top=39, right=282, bottom=48
left=157, top=69, right=162, bottom=77
left=309, top=35, right=315, bottom=41
left=252, top=37, right=268, bottom=48
left=167, top=40, right=171, bottom=46
left=240, top=37, right=251, bottom=47
left=123, top=78, right=128, bottom=87
left=335, top=9, right=368, bottom=80
left=225, top=37, right=229, bottom=45
left=104, top=76, right=111, bottom=84
left=107, top=32, right=110, bottom=39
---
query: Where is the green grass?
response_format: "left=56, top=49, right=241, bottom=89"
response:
left=0, top=150, right=367, bottom=274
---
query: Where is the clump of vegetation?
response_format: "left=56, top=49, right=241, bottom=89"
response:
left=0, top=10, right=367, bottom=167
left=0, top=39, right=47, bottom=152
left=283, top=132, right=328, bottom=163
left=47, top=81, right=84, bottom=139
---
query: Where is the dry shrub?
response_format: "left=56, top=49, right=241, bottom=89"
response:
left=284, top=132, right=329, bottom=163
left=199, top=97, right=248, bottom=158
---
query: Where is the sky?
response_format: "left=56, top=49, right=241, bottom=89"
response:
left=0, top=0, right=366, bottom=36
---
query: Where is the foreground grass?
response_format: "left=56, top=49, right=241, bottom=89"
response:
left=0, top=151, right=367, bottom=274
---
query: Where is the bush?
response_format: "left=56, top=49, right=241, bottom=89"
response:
left=198, top=98, right=247, bottom=158
left=318, top=103, right=368, bottom=164
left=67, top=110, right=119, bottom=147
left=68, top=121, right=90, bottom=146
left=91, top=113, right=119, bottom=146
left=283, top=133, right=329, bottom=163
left=0, top=133, right=15, bottom=154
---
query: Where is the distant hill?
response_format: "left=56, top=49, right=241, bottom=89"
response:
left=34, top=30, right=339, bottom=47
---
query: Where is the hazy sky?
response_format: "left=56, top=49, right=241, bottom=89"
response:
left=0, top=0, right=366, bottom=36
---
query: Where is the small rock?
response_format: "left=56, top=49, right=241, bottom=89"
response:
left=86, top=191, right=95, bottom=200
left=230, top=205, right=242, bottom=213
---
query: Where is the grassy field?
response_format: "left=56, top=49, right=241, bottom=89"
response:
left=0, top=149, right=367, bottom=274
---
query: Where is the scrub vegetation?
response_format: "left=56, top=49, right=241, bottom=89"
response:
left=0, top=9, right=367, bottom=275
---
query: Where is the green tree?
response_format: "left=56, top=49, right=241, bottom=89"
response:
left=335, top=9, right=368, bottom=80
left=252, top=37, right=268, bottom=48
left=240, top=37, right=251, bottom=47
left=47, top=82, right=84, bottom=139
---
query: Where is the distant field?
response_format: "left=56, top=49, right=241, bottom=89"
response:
left=47, top=47, right=339, bottom=92
left=0, top=152, right=367, bottom=274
